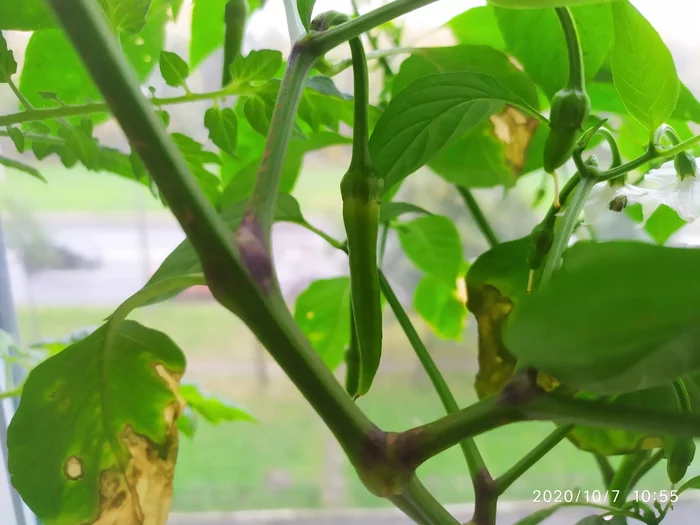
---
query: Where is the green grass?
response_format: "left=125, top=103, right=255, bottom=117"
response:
left=14, top=303, right=681, bottom=512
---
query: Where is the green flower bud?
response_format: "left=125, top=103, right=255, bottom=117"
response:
left=674, top=151, right=697, bottom=181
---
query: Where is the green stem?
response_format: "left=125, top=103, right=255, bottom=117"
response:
left=0, top=384, right=22, bottom=400
left=654, top=124, right=681, bottom=147
left=349, top=0, right=394, bottom=79
left=0, top=86, right=256, bottom=127
left=456, top=186, right=499, bottom=247
left=599, top=148, right=657, bottom=182
left=594, top=452, right=615, bottom=488
left=240, top=48, right=315, bottom=245
left=495, top=424, right=573, bottom=495
left=46, top=0, right=375, bottom=470
left=378, top=222, right=390, bottom=266
left=662, top=134, right=700, bottom=158
left=378, top=271, right=486, bottom=479
left=391, top=476, right=460, bottom=525
left=305, top=0, right=440, bottom=56
left=555, top=7, right=584, bottom=91
left=609, top=451, right=650, bottom=506
left=627, top=450, right=664, bottom=494
left=8, top=78, right=33, bottom=109
left=539, top=174, right=597, bottom=286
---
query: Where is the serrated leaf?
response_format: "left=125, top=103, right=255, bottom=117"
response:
left=494, top=4, right=613, bottom=98
left=243, top=94, right=274, bottom=136
left=7, top=320, right=186, bottom=525
left=121, top=0, right=169, bottom=80
left=204, top=107, right=238, bottom=155
left=0, top=32, right=17, bottom=83
left=229, top=49, right=283, bottom=87
left=506, top=241, right=700, bottom=395
left=297, top=0, right=316, bottom=32
left=58, top=119, right=99, bottom=170
left=0, top=156, right=45, bottom=182
left=414, top=275, right=466, bottom=340
left=97, top=0, right=152, bottom=34
left=170, top=133, right=220, bottom=202
left=379, top=202, right=432, bottom=223
left=396, top=215, right=463, bottom=286
left=294, top=277, right=351, bottom=370
left=159, top=50, right=190, bottom=88
left=7, top=126, right=25, bottom=153
left=180, top=384, right=255, bottom=424
left=611, top=1, right=679, bottom=132
left=369, top=72, right=544, bottom=191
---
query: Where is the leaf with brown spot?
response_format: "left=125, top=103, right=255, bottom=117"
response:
left=489, top=106, right=540, bottom=174
left=7, top=320, right=186, bottom=525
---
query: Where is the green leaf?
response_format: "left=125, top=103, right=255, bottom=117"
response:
left=495, top=4, right=613, bottom=98
left=379, top=202, right=433, bottom=223
left=396, top=215, right=463, bottom=286
left=97, top=0, right=152, bottom=34
left=229, top=49, right=283, bottom=87
left=490, top=0, right=621, bottom=6
left=143, top=194, right=306, bottom=305
left=159, top=50, right=190, bottom=88
left=244, top=94, right=274, bottom=136
left=121, top=0, right=169, bottom=80
left=446, top=6, right=506, bottom=50
left=369, top=72, right=543, bottom=190
left=7, top=126, right=25, bottom=153
left=0, top=33, right=17, bottom=83
left=429, top=121, right=519, bottom=189
left=611, top=0, right=680, bottom=132
left=626, top=204, right=686, bottom=246
left=678, top=475, right=700, bottom=495
left=392, top=45, right=539, bottom=108
left=0, top=0, right=55, bottom=30
left=180, top=384, right=256, bottom=424
left=297, top=0, right=316, bottom=32
left=414, top=275, right=466, bottom=340
left=0, top=156, right=45, bottom=183
left=204, top=106, right=238, bottom=155
left=19, top=29, right=101, bottom=109
left=57, top=119, right=100, bottom=170
left=220, top=131, right=350, bottom=205
left=7, top=320, right=186, bottom=525
left=506, top=241, right=700, bottom=395
left=170, top=133, right=220, bottom=202
left=190, top=0, right=227, bottom=68
left=294, top=277, right=351, bottom=370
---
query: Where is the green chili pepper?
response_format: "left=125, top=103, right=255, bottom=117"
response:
left=665, top=379, right=696, bottom=484
left=314, top=11, right=384, bottom=396
left=543, top=8, right=591, bottom=204
left=222, top=0, right=248, bottom=87
left=344, top=301, right=361, bottom=399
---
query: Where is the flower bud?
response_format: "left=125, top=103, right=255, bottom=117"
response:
left=674, top=151, right=697, bottom=181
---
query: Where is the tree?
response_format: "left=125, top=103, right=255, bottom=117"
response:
left=3, top=0, right=700, bottom=524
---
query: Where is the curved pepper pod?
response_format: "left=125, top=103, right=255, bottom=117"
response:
left=341, top=167, right=384, bottom=396
left=665, top=437, right=696, bottom=484
left=543, top=88, right=591, bottom=174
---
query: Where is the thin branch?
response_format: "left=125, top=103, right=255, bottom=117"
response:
left=7, top=78, right=33, bottom=110
left=594, top=452, right=615, bottom=488
left=456, top=186, right=499, bottom=247
left=329, top=47, right=415, bottom=76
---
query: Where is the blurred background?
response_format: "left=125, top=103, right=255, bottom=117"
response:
left=2, top=1, right=700, bottom=523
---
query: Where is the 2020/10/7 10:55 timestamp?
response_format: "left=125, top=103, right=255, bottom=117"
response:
left=533, top=490, right=679, bottom=504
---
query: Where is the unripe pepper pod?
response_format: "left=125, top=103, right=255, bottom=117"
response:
left=665, top=437, right=696, bottom=484
left=543, top=88, right=591, bottom=174
left=341, top=167, right=384, bottom=396
left=344, top=302, right=361, bottom=399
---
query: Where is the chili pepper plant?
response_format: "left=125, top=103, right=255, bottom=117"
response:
left=3, top=0, right=700, bottom=524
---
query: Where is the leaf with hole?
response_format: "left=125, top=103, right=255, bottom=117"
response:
left=369, top=72, right=544, bottom=190
left=7, top=320, right=186, bottom=525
